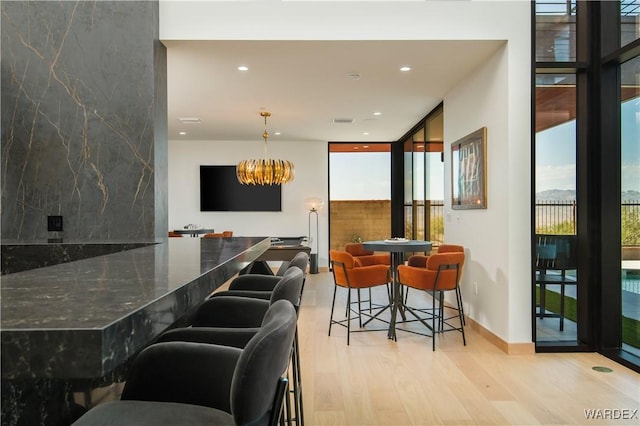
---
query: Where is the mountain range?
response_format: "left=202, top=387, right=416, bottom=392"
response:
left=536, top=189, right=640, bottom=201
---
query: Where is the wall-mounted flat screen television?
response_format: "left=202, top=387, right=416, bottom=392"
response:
left=200, top=165, right=282, bottom=212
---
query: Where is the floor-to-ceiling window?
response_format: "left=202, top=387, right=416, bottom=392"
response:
left=328, top=143, right=391, bottom=251
left=534, top=73, right=578, bottom=343
left=533, top=0, right=583, bottom=347
left=609, top=1, right=640, bottom=368
left=402, top=104, right=444, bottom=246
left=533, top=0, right=640, bottom=372
left=620, top=56, right=640, bottom=359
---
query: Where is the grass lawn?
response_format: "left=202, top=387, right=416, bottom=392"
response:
left=536, top=287, right=639, bottom=348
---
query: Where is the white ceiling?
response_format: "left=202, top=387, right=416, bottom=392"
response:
left=165, top=39, right=504, bottom=143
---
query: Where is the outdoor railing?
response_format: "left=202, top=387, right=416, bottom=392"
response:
left=536, top=200, right=640, bottom=246
left=412, top=199, right=640, bottom=247
left=535, top=200, right=577, bottom=234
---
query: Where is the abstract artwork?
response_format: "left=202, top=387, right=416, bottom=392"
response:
left=451, top=127, right=487, bottom=209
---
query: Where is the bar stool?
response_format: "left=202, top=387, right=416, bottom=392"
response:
left=72, top=300, right=298, bottom=426
left=159, top=267, right=305, bottom=426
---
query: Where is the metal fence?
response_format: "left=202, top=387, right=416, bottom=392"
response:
left=415, top=200, right=639, bottom=245
left=535, top=201, right=640, bottom=242
left=535, top=200, right=577, bottom=234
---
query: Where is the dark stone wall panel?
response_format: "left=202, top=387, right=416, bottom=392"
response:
left=1, top=1, right=166, bottom=241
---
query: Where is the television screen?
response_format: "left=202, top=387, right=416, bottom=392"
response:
left=200, top=165, right=282, bottom=212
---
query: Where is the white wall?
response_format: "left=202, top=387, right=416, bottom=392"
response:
left=444, top=43, right=531, bottom=343
left=168, top=139, right=329, bottom=264
left=161, top=0, right=531, bottom=343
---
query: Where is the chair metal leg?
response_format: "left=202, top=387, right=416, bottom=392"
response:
left=328, top=286, right=338, bottom=336
left=456, top=286, right=466, bottom=325
left=357, top=289, right=363, bottom=327
left=539, top=283, right=546, bottom=319
left=283, top=377, right=293, bottom=426
left=439, top=292, right=445, bottom=331
left=347, top=288, right=351, bottom=345
left=455, top=287, right=466, bottom=346
left=271, top=378, right=288, bottom=426
left=560, top=283, right=565, bottom=331
left=291, top=328, right=304, bottom=425
left=432, top=290, right=438, bottom=351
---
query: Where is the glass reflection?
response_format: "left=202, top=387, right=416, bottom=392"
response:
left=535, top=0, right=577, bottom=62
left=620, top=56, right=640, bottom=357
left=621, top=0, right=639, bottom=47
left=535, top=73, right=578, bottom=343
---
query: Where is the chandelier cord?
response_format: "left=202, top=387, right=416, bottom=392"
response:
left=236, top=110, right=294, bottom=185
left=263, top=113, right=269, bottom=158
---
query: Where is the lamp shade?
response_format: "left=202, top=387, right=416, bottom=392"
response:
left=304, top=198, right=324, bottom=212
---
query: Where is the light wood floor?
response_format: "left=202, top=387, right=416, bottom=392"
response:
left=293, top=271, right=640, bottom=426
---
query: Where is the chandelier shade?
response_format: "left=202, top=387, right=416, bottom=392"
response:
left=236, top=111, right=295, bottom=185
left=237, top=158, right=295, bottom=185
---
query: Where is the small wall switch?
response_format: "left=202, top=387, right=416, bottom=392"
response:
left=47, top=215, right=63, bottom=232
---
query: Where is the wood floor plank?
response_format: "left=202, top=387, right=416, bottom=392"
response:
left=297, top=271, right=640, bottom=425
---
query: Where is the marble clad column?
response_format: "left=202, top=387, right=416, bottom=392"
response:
left=1, top=0, right=167, bottom=242
left=1, top=1, right=166, bottom=424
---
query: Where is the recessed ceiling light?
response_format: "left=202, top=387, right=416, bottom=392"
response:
left=373, top=112, right=382, bottom=116
left=363, top=132, right=369, bottom=136
left=332, top=118, right=355, bottom=124
left=178, top=117, right=202, bottom=124
left=347, top=72, right=361, bottom=80
left=238, top=66, right=248, bottom=71
left=179, top=131, right=186, bottom=135
left=274, top=132, right=281, bottom=135
left=400, top=66, right=411, bottom=72
left=353, top=147, right=359, bottom=150
left=363, top=145, right=369, bottom=148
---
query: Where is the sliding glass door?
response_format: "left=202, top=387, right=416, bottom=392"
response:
left=619, top=56, right=639, bottom=359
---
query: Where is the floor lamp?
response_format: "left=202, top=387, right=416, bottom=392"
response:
left=304, top=198, right=324, bottom=274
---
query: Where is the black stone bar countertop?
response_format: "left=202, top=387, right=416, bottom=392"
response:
left=0, top=236, right=270, bottom=380
left=1, top=241, right=156, bottom=275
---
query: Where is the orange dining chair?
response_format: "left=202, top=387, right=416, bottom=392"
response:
left=344, top=243, right=391, bottom=266
left=222, top=230, right=233, bottom=237
left=405, top=244, right=466, bottom=324
left=168, top=231, right=183, bottom=238
left=328, top=250, right=391, bottom=345
left=345, top=243, right=392, bottom=307
left=397, top=252, right=466, bottom=350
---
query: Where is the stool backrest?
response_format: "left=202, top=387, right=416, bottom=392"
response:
left=270, top=267, right=304, bottom=308
left=232, top=300, right=297, bottom=425
left=426, top=252, right=464, bottom=291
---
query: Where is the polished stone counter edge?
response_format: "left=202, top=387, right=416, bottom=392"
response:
left=1, top=242, right=156, bottom=275
left=1, top=237, right=271, bottom=380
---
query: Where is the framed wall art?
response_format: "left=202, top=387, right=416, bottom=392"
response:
left=451, top=127, right=487, bottom=209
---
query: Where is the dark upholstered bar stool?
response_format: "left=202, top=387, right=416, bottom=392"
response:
left=228, top=251, right=309, bottom=293
left=160, top=267, right=305, bottom=426
left=71, top=300, right=298, bottom=426
left=208, top=258, right=308, bottom=426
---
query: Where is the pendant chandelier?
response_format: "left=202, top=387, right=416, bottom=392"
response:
left=236, top=111, right=295, bottom=185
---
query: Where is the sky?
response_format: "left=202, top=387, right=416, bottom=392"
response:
left=330, top=97, right=639, bottom=200
left=330, top=152, right=391, bottom=200
left=536, top=97, right=639, bottom=193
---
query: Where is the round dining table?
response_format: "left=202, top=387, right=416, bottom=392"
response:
left=362, top=239, right=433, bottom=340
